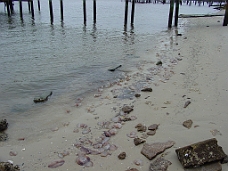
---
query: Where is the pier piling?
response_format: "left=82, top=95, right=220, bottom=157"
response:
left=49, top=0, right=54, bottom=24
left=31, top=0, right=34, bottom=19
left=19, top=0, right=23, bottom=19
left=124, top=0, right=129, bottom=26
left=37, top=0, right=40, bottom=11
left=28, top=1, right=31, bottom=12
left=83, top=0, right=86, bottom=25
left=168, top=0, right=174, bottom=28
left=174, top=0, right=180, bottom=26
left=6, top=1, right=11, bottom=16
left=93, top=0, right=96, bottom=23
left=223, top=0, right=228, bottom=26
left=60, top=0, right=63, bottom=21
left=131, top=0, right=135, bottom=25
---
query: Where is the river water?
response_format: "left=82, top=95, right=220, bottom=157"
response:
left=0, top=0, right=216, bottom=138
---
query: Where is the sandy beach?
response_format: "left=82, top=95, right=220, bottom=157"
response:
left=1, top=11, right=228, bottom=171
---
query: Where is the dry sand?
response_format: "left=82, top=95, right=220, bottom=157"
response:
left=1, top=12, right=228, bottom=171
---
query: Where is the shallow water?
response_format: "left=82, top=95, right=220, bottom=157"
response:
left=0, top=0, right=216, bottom=139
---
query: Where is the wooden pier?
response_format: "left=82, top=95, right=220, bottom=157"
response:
left=0, top=0, right=228, bottom=27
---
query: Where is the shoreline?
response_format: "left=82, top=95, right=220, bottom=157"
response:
left=1, top=13, right=228, bottom=171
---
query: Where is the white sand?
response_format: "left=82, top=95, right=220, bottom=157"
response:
left=1, top=13, right=228, bottom=171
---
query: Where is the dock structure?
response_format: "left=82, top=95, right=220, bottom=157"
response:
left=0, top=0, right=228, bottom=26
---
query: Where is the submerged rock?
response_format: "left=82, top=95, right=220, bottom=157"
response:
left=0, top=119, right=8, bottom=132
left=175, top=138, right=227, bottom=168
left=141, top=141, right=175, bottom=160
left=149, top=157, right=172, bottom=171
left=0, top=162, right=20, bottom=171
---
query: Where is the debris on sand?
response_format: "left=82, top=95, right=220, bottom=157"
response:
left=134, top=138, right=146, bottom=146
left=0, top=162, right=20, bottom=171
left=176, top=138, right=226, bottom=168
left=184, top=100, right=191, bottom=108
left=183, top=119, right=193, bottom=129
left=48, top=160, right=65, bottom=168
left=122, top=106, right=134, bottom=114
left=148, top=124, right=159, bottom=131
left=141, top=141, right=175, bottom=160
left=0, top=119, right=8, bottom=132
left=149, top=157, right=172, bottom=171
left=135, top=123, right=147, bottom=132
left=141, top=88, right=153, bottom=92
left=118, top=152, right=126, bottom=160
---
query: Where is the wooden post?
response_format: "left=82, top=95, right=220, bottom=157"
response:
left=19, top=0, right=23, bottom=19
left=174, top=0, right=180, bottom=26
left=93, top=0, right=96, bottom=23
left=49, top=0, right=54, bottom=24
left=124, top=0, right=128, bottom=26
left=223, top=0, right=228, bottom=26
left=28, top=1, right=31, bottom=12
left=9, top=0, right=14, bottom=14
left=60, top=0, right=63, bottom=21
left=168, top=0, right=174, bottom=28
left=38, top=0, right=40, bottom=11
left=6, top=0, right=11, bottom=17
left=31, top=0, right=35, bottom=19
left=131, top=0, right=135, bottom=25
left=83, top=0, right=86, bottom=25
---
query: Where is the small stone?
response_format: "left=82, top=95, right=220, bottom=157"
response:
left=135, top=123, right=147, bottom=132
left=134, top=138, right=146, bottom=146
left=122, top=117, right=132, bottom=122
left=184, top=100, right=191, bottom=108
left=148, top=124, right=159, bottom=130
left=125, top=168, right=139, bottom=171
left=183, top=119, right=193, bottom=129
left=147, top=130, right=156, bottom=136
left=122, top=106, right=134, bottom=114
left=149, top=157, right=172, bottom=171
left=118, top=152, right=126, bottom=160
left=156, top=61, right=162, bottom=66
left=135, top=94, right=141, bottom=98
left=141, top=88, right=153, bottom=92
left=0, top=119, right=8, bottom=132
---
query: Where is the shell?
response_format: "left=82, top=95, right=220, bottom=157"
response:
left=77, top=123, right=88, bottom=128
left=113, top=123, right=122, bottom=129
left=9, top=151, right=18, bottom=156
left=76, top=154, right=91, bottom=166
left=108, top=128, right=118, bottom=135
left=48, top=160, right=65, bottom=168
left=127, top=131, right=137, bottom=138
left=134, top=159, right=143, bottom=166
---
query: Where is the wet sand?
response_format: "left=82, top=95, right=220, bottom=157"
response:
left=1, top=13, right=228, bottom=171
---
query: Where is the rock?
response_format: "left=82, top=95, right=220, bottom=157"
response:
left=122, top=106, right=134, bottom=114
left=184, top=162, right=222, bottom=171
left=147, top=130, right=156, bottom=136
left=175, top=138, right=227, bottom=168
left=210, top=129, right=222, bottom=136
left=141, top=88, right=153, bottom=92
left=0, top=119, right=8, bottom=132
left=125, top=168, right=139, bottom=171
left=121, top=117, right=132, bottom=122
left=148, top=124, right=159, bottom=130
left=0, top=132, right=8, bottom=142
left=141, top=140, right=175, bottom=160
left=156, top=61, right=162, bottom=66
left=134, top=138, right=146, bottom=146
left=118, top=152, right=126, bottom=160
left=183, top=119, right=193, bottom=129
left=149, top=157, right=172, bottom=171
left=135, top=123, right=147, bottom=132
left=0, top=162, right=20, bottom=171
left=184, top=100, right=191, bottom=108
left=135, top=93, right=141, bottom=98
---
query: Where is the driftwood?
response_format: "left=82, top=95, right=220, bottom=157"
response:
left=179, top=14, right=224, bottom=18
